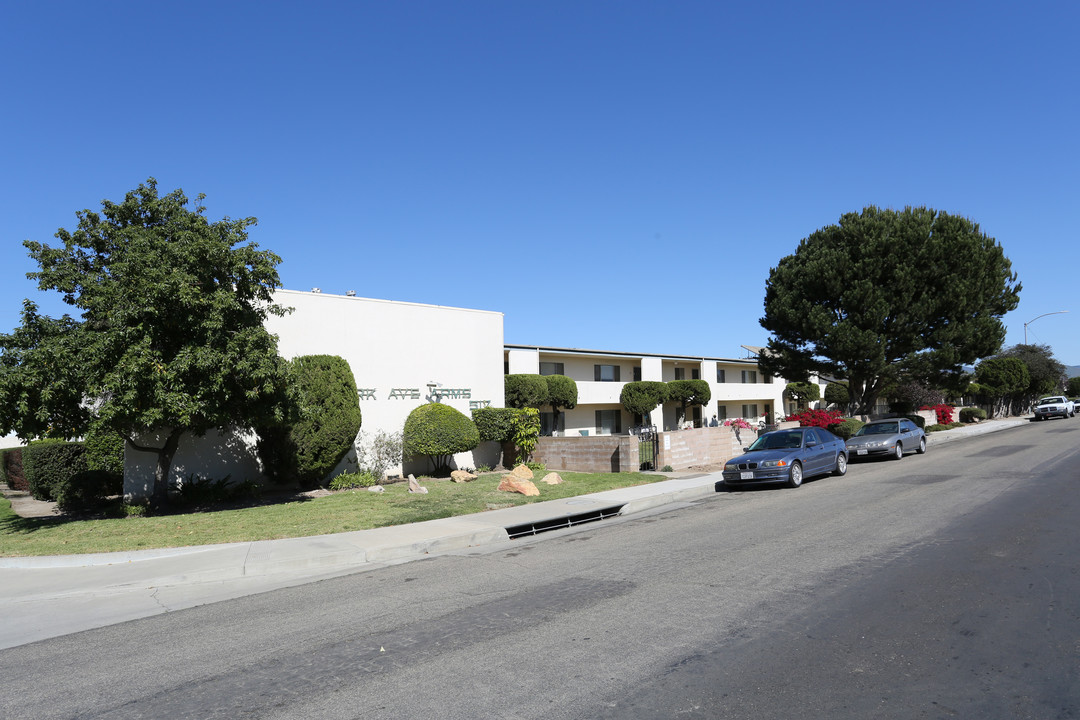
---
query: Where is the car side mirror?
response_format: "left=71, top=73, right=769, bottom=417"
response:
left=742, top=447, right=750, bottom=453
left=806, top=440, right=817, bottom=447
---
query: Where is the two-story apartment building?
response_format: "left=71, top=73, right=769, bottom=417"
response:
left=505, top=345, right=786, bottom=437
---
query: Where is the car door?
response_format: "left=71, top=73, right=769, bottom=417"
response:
left=804, top=428, right=830, bottom=474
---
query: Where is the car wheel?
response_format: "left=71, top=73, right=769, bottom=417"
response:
left=833, top=453, right=847, bottom=476
left=892, top=442, right=904, bottom=460
left=916, top=437, right=926, bottom=454
left=787, top=462, right=803, bottom=488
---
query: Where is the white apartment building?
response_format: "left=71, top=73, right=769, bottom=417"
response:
left=504, top=345, right=787, bottom=437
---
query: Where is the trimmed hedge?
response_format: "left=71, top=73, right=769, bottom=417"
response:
left=0, top=447, right=27, bottom=492
left=404, top=403, right=480, bottom=475
left=620, top=381, right=668, bottom=417
left=504, top=374, right=549, bottom=409
left=472, top=407, right=517, bottom=443
left=258, top=355, right=363, bottom=487
left=84, top=426, right=125, bottom=478
left=56, top=469, right=120, bottom=513
left=21, top=440, right=87, bottom=502
left=831, top=418, right=865, bottom=440
left=959, top=407, right=987, bottom=423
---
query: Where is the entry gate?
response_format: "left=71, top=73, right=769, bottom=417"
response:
left=631, top=425, right=659, bottom=471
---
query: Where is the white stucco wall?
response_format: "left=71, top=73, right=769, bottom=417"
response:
left=0, top=433, right=24, bottom=450
left=124, top=291, right=505, bottom=498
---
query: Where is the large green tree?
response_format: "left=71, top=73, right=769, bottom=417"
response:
left=973, top=356, right=1030, bottom=418
left=667, top=379, right=711, bottom=426
left=0, top=179, right=289, bottom=508
left=759, top=206, right=1021, bottom=415
left=997, top=343, right=1066, bottom=408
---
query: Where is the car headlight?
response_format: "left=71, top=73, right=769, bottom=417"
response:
left=723, top=463, right=738, bottom=472
left=758, top=459, right=788, bottom=468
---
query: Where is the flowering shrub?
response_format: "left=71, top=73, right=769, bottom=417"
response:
left=724, top=418, right=754, bottom=430
left=785, top=408, right=844, bottom=428
left=920, top=404, right=955, bottom=425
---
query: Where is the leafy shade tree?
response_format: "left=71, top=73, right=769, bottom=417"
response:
left=759, top=206, right=1021, bottom=415
left=620, top=381, right=668, bottom=422
left=544, top=374, right=578, bottom=434
left=258, top=355, right=363, bottom=487
left=1068, top=376, right=1080, bottom=398
left=823, top=382, right=850, bottom=409
left=0, top=179, right=289, bottom=509
left=504, top=374, right=548, bottom=409
left=887, top=381, right=942, bottom=415
left=667, top=379, right=711, bottom=426
left=974, top=356, right=1030, bottom=418
left=783, top=381, right=820, bottom=409
left=998, top=344, right=1066, bottom=406
left=403, top=403, right=480, bottom=475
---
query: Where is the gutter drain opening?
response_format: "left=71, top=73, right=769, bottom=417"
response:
left=504, top=505, right=625, bottom=540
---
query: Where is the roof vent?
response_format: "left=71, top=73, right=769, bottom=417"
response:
left=346, top=290, right=357, bottom=297
left=311, top=288, right=321, bottom=293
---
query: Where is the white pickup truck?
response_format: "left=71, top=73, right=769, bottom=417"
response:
left=1034, top=396, right=1075, bottom=420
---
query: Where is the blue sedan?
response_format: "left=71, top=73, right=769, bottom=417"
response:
left=722, top=427, right=848, bottom=489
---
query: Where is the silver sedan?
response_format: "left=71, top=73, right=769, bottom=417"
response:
left=845, top=418, right=926, bottom=460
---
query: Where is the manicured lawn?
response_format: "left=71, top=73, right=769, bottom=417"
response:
left=0, top=471, right=663, bottom=557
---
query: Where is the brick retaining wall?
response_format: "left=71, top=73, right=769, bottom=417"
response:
left=533, top=436, right=640, bottom=473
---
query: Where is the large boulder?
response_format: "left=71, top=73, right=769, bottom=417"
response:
left=498, top=476, right=539, bottom=497
left=451, top=470, right=478, bottom=483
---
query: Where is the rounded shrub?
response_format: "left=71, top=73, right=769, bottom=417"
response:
left=84, top=425, right=126, bottom=478
left=56, top=469, right=119, bottom=513
left=21, top=440, right=87, bottom=502
left=257, top=355, right=363, bottom=487
left=504, top=374, right=549, bottom=409
left=620, top=381, right=668, bottom=418
left=471, top=407, right=517, bottom=443
left=959, top=407, right=987, bottom=423
left=404, top=403, right=480, bottom=475
left=831, top=418, right=865, bottom=440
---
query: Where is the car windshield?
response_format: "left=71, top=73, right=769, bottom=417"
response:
left=748, top=432, right=803, bottom=450
left=1039, top=397, right=1066, bottom=405
left=854, top=422, right=898, bottom=436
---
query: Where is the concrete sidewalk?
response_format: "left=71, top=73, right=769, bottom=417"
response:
left=0, top=417, right=1031, bottom=650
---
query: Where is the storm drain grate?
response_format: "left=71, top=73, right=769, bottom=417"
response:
left=505, top=505, right=625, bottom=539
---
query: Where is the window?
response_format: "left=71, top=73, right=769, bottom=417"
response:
left=717, top=368, right=726, bottom=383
left=741, top=370, right=758, bottom=384
left=716, top=405, right=727, bottom=420
left=539, top=362, right=564, bottom=376
left=691, top=368, right=700, bottom=380
left=692, top=406, right=702, bottom=427
left=595, top=409, right=622, bottom=435
left=633, top=366, right=642, bottom=381
left=741, top=404, right=759, bottom=418
left=594, top=364, right=621, bottom=382
left=674, top=367, right=685, bottom=380
left=540, top=412, right=565, bottom=436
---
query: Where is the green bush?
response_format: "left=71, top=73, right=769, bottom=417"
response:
left=831, top=418, right=865, bottom=440
left=925, top=423, right=947, bottom=433
left=472, top=407, right=517, bottom=443
left=258, top=355, right=363, bottom=487
left=959, top=407, right=987, bottom=423
left=56, top=469, right=120, bottom=513
left=22, top=440, right=87, bottom=502
left=510, top=407, right=541, bottom=464
left=620, top=381, right=668, bottom=417
left=903, top=414, right=926, bottom=429
left=0, top=447, right=28, bottom=492
left=84, top=425, right=125, bottom=477
left=504, top=374, right=549, bottom=409
left=329, top=470, right=379, bottom=490
left=403, top=403, right=480, bottom=475
left=824, top=382, right=849, bottom=407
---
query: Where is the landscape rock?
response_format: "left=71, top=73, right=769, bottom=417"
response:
left=497, top=476, right=540, bottom=496
left=540, top=472, right=563, bottom=485
left=510, top=464, right=534, bottom=480
left=451, top=470, right=478, bottom=483
left=368, top=485, right=385, bottom=493
left=408, top=474, right=428, bottom=494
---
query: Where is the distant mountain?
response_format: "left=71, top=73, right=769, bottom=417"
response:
left=1068, top=365, right=1080, bottom=378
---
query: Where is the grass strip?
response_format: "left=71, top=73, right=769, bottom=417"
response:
left=0, top=471, right=662, bottom=557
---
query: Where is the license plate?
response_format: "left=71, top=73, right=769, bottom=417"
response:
left=857, top=449, right=868, bottom=455
left=740, top=472, right=754, bottom=480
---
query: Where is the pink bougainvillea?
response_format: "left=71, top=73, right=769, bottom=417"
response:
left=785, top=408, right=844, bottom=428
left=920, top=404, right=955, bottom=425
left=724, top=417, right=754, bottom=430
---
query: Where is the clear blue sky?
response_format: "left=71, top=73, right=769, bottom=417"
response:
left=2, top=1, right=1077, bottom=367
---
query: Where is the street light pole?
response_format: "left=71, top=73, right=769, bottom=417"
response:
left=1024, top=310, right=1069, bottom=344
